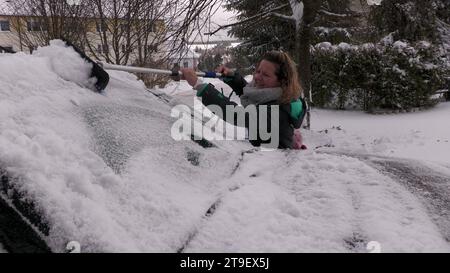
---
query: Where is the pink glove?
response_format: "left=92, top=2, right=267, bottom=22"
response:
left=293, top=129, right=307, bottom=150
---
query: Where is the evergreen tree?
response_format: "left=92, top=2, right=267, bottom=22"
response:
left=224, top=0, right=360, bottom=128
left=435, top=0, right=450, bottom=24
left=368, top=0, right=440, bottom=42
left=198, top=51, right=224, bottom=71
left=225, top=0, right=359, bottom=58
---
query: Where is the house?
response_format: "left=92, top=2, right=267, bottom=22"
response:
left=0, top=0, right=20, bottom=52
left=0, top=0, right=165, bottom=66
left=168, top=46, right=201, bottom=70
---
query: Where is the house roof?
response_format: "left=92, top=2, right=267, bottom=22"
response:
left=169, top=46, right=201, bottom=60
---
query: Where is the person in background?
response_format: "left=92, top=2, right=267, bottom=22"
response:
left=180, top=51, right=306, bottom=149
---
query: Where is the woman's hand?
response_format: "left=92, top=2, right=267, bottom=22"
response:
left=180, top=68, right=198, bottom=87
left=216, top=65, right=233, bottom=77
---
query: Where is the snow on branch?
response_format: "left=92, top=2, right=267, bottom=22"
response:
left=288, top=0, right=304, bottom=26
left=318, top=9, right=359, bottom=18
left=204, top=3, right=289, bottom=36
left=270, top=12, right=295, bottom=22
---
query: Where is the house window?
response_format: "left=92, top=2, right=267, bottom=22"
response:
left=97, top=44, right=109, bottom=54
left=183, top=62, right=189, bottom=68
left=96, top=22, right=107, bottom=33
left=0, top=46, right=14, bottom=53
left=147, top=45, right=157, bottom=53
left=144, top=23, right=158, bottom=33
left=0, top=20, right=10, bottom=31
left=122, top=44, right=126, bottom=52
left=120, top=24, right=129, bottom=33
left=27, top=21, right=46, bottom=31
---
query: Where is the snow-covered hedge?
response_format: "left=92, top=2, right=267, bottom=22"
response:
left=312, top=38, right=447, bottom=111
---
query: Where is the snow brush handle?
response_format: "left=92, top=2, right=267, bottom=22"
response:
left=98, top=62, right=222, bottom=78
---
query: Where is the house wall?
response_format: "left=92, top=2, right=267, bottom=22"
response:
left=0, top=16, right=22, bottom=52
left=168, top=57, right=199, bottom=70
left=0, top=14, right=165, bottom=65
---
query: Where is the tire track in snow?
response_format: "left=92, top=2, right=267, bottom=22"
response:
left=368, top=158, right=450, bottom=242
left=319, top=151, right=450, bottom=243
left=282, top=151, right=372, bottom=252
left=177, top=148, right=257, bottom=253
left=342, top=187, right=370, bottom=252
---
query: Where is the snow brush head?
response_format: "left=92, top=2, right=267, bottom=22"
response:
left=61, top=38, right=110, bottom=92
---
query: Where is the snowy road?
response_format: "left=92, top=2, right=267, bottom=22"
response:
left=350, top=153, right=450, bottom=243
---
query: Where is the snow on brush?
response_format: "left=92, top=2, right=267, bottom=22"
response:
left=33, top=40, right=97, bottom=89
left=1, top=41, right=450, bottom=252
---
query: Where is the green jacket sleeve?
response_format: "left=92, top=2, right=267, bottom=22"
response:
left=221, top=72, right=247, bottom=96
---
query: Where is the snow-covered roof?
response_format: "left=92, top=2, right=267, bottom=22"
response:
left=169, top=46, right=201, bottom=60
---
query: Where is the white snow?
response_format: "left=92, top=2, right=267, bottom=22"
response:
left=309, top=105, right=450, bottom=165
left=289, top=0, right=304, bottom=29
left=0, top=43, right=248, bottom=252
left=381, top=33, right=395, bottom=45
left=270, top=0, right=304, bottom=31
left=392, top=64, right=406, bottom=77
left=367, top=0, right=383, bottom=6
left=338, top=42, right=353, bottom=50
left=1, top=41, right=450, bottom=252
left=315, top=42, right=333, bottom=50
left=33, top=40, right=97, bottom=89
left=393, top=41, right=409, bottom=49
left=185, top=151, right=449, bottom=252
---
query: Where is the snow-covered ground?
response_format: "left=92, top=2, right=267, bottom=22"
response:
left=1, top=41, right=450, bottom=252
left=309, top=104, right=450, bottom=165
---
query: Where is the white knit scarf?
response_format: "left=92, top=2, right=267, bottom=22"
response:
left=240, top=81, right=283, bottom=107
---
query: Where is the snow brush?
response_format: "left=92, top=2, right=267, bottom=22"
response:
left=97, top=62, right=223, bottom=78
left=61, top=38, right=110, bottom=93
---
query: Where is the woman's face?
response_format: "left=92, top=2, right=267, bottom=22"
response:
left=254, top=60, right=281, bottom=89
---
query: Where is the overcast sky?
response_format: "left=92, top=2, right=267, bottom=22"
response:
left=189, top=4, right=237, bottom=43
left=211, top=4, right=236, bottom=25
